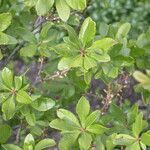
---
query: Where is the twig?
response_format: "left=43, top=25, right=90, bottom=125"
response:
left=43, top=69, right=69, bottom=81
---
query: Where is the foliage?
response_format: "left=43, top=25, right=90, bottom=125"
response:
left=0, top=0, right=150, bottom=150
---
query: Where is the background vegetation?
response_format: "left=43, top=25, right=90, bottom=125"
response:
left=0, top=0, right=150, bottom=149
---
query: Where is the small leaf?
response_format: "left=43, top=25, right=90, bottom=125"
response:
left=36, top=0, right=54, bottom=16
left=132, top=113, right=147, bottom=137
left=20, top=44, right=37, bottom=57
left=56, top=0, right=70, bottom=22
left=141, top=130, right=150, bottom=146
left=86, top=124, right=108, bottom=135
left=35, top=139, right=55, bottom=150
left=0, top=125, right=12, bottom=144
left=113, top=134, right=136, bottom=145
left=116, top=23, right=131, bottom=39
left=79, top=17, right=96, bottom=46
left=65, top=0, right=86, bottom=10
left=85, top=110, right=100, bottom=127
left=0, top=32, right=9, bottom=45
left=76, top=96, right=90, bottom=126
left=57, top=109, right=80, bottom=127
left=50, top=119, right=79, bottom=131
left=31, top=97, right=55, bottom=111
left=89, top=38, right=117, bottom=51
left=25, top=113, right=36, bottom=126
left=1, top=67, right=13, bottom=88
left=126, top=142, right=141, bottom=150
left=2, top=144, right=22, bottom=150
left=133, top=71, right=150, bottom=84
left=23, top=134, right=35, bottom=150
left=2, top=96, right=15, bottom=120
left=78, top=132, right=92, bottom=150
left=16, top=90, right=32, bottom=104
left=14, top=76, right=23, bottom=90
left=58, top=131, right=80, bottom=150
left=0, top=13, right=12, bottom=31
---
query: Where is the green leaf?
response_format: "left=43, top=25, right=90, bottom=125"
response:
left=16, top=90, right=32, bottom=104
left=2, top=144, right=22, bottom=150
left=133, top=71, right=150, bottom=84
left=59, top=131, right=80, bottom=150
left=23, top=134, right=35, bottom=150
left=14, top=76, right=23, bottom=90
left=58, top=57, right=72, bottom=70
left=56, top=0, right=70, bottom=22
left=20, top=44, right=37, bottom=57
left=25, top=112, right=36, bottom=126
left=83, top=55, right=97, bottom=70
left=35, top=139, right=55, bottom=150
left=2, top=96, right=15, bottom=120
left=126, top=142, right=141, bottom=150
left=141, top=130, right=150, bottom=146
left=0, top=32, right=9, bottom=45
left=132, top=113, right=146, bottom=137
left=1, top=67, right=13, bottom=88
left=65, top=0, right=86, bottom=10
left=0, top=50, right=3, bottom=60
left=57, top=109, right=80, bottom=127
left=86, top=124, right=108, bottom=135
left=0, top=13, right=12, bottom=31
left=78, top=132, right=92, bottom=150
left=61, top=24, right=81, bottom=47
left=89, top=38, right=117, bottom=51
left=31, top=97, right=55, bottom=111
left=50, top=119, right=79, bottom=131
left=76, top=96, right=90, bottom=126
left=85, top=110, right=100, bottom=127
left=16, top=27, right=36, bottom=43
left=0, top=125, right=12, bottom=144
left=116, top=23, right=131, bottom=39
left=113, top=134, right=136, bottom=146
left=36, top=0, right=54, bottom=16
left=79, top=17, right=96, bottom=46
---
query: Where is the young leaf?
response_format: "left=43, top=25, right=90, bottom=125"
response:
left=132, top=113, right=146, bottom=137
left=23, top=134, right=35, bottom=150
left=20, top=44, right=37, bottom=57
left=89, top=38, right=117, bottom=51
left=50, top=119, right=79, bottom=131
left=57, top=109, right=80, bottom=126
left=36, top=0, right=54, bottom=16
left=2, top=96, right=15, bottom=120
left=126, top=142, right=141, bottom=150
left=16, top=90, right=32, bottom=104
left=65, top=0, right=86, bottom=10
left=113, top=134, right=136, bottom=145
left=85, top=110, right=100, bottom=127
left=31, top=97, right=55, bottom=111
left=56, top=0, right=70, bottom=22
left=35, top=139, right=55, bottom=150
left=78, top=132, right=92, bottom=150
left=0, top=125, right=12, bottom=144
left=141, top=130, right=150, bottom=146
left=0, top=32, right=9, bottom=45
left=76, top=96, right=90, bottom=125
left=79, top=17, right=96, bottom=46
left=86, top=124, right=108, bottom=135
left=2, top=144, right=22, bottom=150
left=0, top=13, right=12, bottom=31
left=1, top=67, right=13, bottom=88
left=25, top=112, right=36, bottom=126
left=14, top=76, right=23, bottom=90
left=133, top=71, right=150, bottom=84
left=59, top=131, right=80, bottom=150
left=116, top=23, right=131, bottom=39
